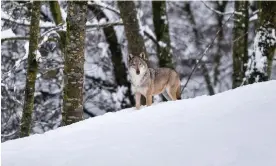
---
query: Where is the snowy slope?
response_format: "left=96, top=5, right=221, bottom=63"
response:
left=2, top=81, right=276, bottom=166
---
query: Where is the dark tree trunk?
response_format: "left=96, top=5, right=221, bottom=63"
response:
left=87, top=4, right=134, bottom=107
left=213, top=1, right=227, bottom=86
left=20, top=1, right=41, bottom=137
left=117, top=1, right=147, bottom=57
left=232, top=1, right=249, bottom=88
left=152, top=1, right=173, bottom=68
left=62, top=1, right=88, bottom=125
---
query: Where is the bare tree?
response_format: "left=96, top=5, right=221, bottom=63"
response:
left=152, top=1, right=173, bottom=68
left=62, top=1, right=88, bottom=125
left=88, top=4, right=134, bottom=107
left=232, top=1, right=249, bottom=88
left=213, top=1, right=228, bottom=86
left=20, top=1, right=41, bottom=137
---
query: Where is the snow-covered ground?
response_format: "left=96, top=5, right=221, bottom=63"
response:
left=2, top=81, right=276, bottom=166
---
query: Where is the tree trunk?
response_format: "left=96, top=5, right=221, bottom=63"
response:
left=213, top=1, right=227, bottom=86
left=49, top=1, right=66, bottom=50
left=247, top=1, right=276, bottom=84
left=87, top=4, right=134, bottom=107
left=117, top=1, right=148, bottom=105
left=20, top=1, right=41, bottom=137
left=232, top=1, right=249, bottom=88
left=117, top=1, right=147, bottom=57
left=152, top=1, right=173, bottom=68
left=62, top=1, right=87, bottom=125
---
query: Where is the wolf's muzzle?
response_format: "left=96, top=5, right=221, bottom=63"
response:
left=136, top=70, right=140, bottom=75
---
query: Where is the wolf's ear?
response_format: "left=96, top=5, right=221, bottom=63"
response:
left=139, top=52, right=146, bottom=60
left=129, top=54, right=134, bottom=59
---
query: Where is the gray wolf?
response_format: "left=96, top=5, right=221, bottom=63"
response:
left=128, top=52, right=181, bottom=109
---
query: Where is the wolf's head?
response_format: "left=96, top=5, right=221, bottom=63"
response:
left=128, top=52, right=148, bottom=75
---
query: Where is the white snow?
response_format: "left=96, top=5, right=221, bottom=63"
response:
left=1, top=29, right=16, bottom=38
left=158, top=41, right=167, bottom=48
left=58, top=0, right=67, bottom=21
left=249, top=14, right=258, bottom=22
left=2, top=81, right=276, bottom=166
left=35, top=50, right=42, bottom=63
left=97, top=42, right=110, bottom=58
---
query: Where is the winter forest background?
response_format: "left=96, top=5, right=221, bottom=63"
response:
left=1, top=1, right=275, bottom=142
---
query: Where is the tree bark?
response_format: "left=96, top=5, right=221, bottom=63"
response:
left=152, top=1, right=173, bottom=68
left=49, top=1, right=66, bottom=50
left=232, top=1, right=249, bottom=88
left=20, top=1, right=41, bottom=137
left=87, top=4, right=134, bottom=107
left=247, top=1, right=276, bottom=84
left=62, top=1, right=87, bottom=125
left=117, top=1, right=147, bottom=57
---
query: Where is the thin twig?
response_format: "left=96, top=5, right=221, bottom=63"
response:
left=144, top=30, right=159, bottom=46
left=233, top=32, right=249, bottom=43
left=181, top=13, right=235, bottom=94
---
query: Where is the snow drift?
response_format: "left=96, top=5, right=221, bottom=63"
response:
left=2, top=81, right=276, bottom=166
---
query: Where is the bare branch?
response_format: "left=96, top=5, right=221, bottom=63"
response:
left=181, top=13, right=235, bottom=94
left=232, top=32, right=249, bottom=43
left=1, top=36, right=29, bottom=42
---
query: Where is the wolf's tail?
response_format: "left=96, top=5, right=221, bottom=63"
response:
left=176, top=85, right=181, bottom=100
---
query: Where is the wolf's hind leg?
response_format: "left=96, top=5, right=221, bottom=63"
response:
left=167, top=86, right=177, bottom=101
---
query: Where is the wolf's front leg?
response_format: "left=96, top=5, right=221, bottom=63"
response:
left=146, top=94, right=152, bottom=106
left=135, top=92, right=141, bottom=110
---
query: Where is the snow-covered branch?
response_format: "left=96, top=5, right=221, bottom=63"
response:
left=201, top=1, right=242, bottom=16
left=1, top=11, right=56, bottom=28
left=87, top=1, right=120, bottom=15
left=1, top=83, right=23, bottom=105
left=1, top=36, right=29, bottom=42
left=86, top=21, right=123, bottom=29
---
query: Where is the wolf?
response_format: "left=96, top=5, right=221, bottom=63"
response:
left=128, top=52, right=181, bottom=109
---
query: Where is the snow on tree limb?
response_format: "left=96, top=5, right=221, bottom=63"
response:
left=86, top=21, right=123, bottom=29
left=201, top=1, right=242, bottom=16
left=1, top=37, right=29, bottom=42
left=1, top=11, right=55, bottom=28
left=2, top=12, right=123, bottom=30
left=87, top=1, right=120, bottom=16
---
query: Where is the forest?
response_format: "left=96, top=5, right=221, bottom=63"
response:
left=1, top=0, right=276, bottom=143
